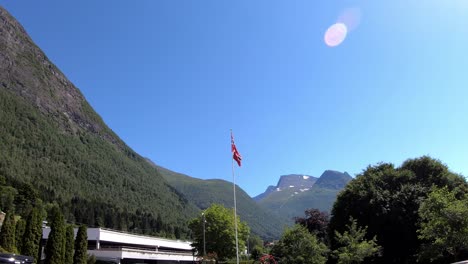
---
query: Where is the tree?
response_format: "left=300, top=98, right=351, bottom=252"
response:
left=251, top=245, right=263, bottom=261
left=295, top=208, right=329, bottom=244
left=329, top=157, right=468, bottom=264
left=332, top=217, right=381, bottom=264
left=64, top=225, right=75, bottom=264
left=73, top=225, right=88, bottom=264
left=0, top=211, right=16, bottom=253
left=271, top=225, right=328, bottom=264
left=247, top=235, right=263, bottom=254
left=15, top=218, right=26, bottom=252
left=45, top=207, right=66, bottom=264
left=21, top=207, right=43, bottom=263
left=417, top=187, right=468, bottom=263
left=188, top=204, right=250, bottom=262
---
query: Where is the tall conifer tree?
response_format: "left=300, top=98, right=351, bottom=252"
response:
left=45, top=207, right=66, bottom=264
left=73, top=225, right=88, bottom=264
left=15, top=218, right=26, bottom=252
left=21, top=207, right=43, bottom=263
left=0, top=211, right=16, bottom=253
left=64, top=225, right=75, bottom=264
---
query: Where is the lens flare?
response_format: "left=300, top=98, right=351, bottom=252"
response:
left=338, top=7, right=362, bottom=32
left=324, top=23, right=348, bottom=47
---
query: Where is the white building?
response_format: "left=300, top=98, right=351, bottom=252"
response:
left=42, top=227, right=196, bottom=264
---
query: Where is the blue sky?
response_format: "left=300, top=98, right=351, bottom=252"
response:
left=2, top=1, right=468, bottom=197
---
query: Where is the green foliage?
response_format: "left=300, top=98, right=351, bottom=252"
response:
left=329, top=156, right=468, bottom=264
left=271, top=225, right=328, bottom=264
left=0, top=88, right=197, bottom=238
left=0, top=186, right=17, bottom=213
left=159, top=166, right=286, bottom=240
left=86, top=254, right=96, bottom=264
left=248, top=235, right=264, bottom=252
left=295, top=208, right=329, bottom=244
left=250, top=245, right=263, bottom=261
left=332, top=217, right=381, bottom=264
left=14, top=218, right=26, bottom=251
left=0, top=211, right=16, bottom=253
left=21, top=207, right=43, bottom=264
left=45, top=207, right=66, bottom=264
left=188, top=204, right=250, bottom=261
left=65, top=225, right=75, bottom=264
left=417, top=187, right=468, bottom=263
left=73, top=225, right=88, bottom=264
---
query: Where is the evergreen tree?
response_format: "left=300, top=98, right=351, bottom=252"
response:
left=45, top=207, right=66, bottom=264
left=64, top=225, right=75, bottom=264
left=73, top=225, right=88, bottom=264
left=0, top=211, right=16, bottom=253
left=15, top=218, right=26, bottom=252
left=21, top=207, right=43, bottom=263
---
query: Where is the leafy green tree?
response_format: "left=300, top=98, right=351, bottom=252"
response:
left=295, top=208, right=329, bottom=244
left=188, top=204, right=250, bottom=262
left=332, top=217, right=381, bottom=264
left=21, top=207, right=43, bottom=263
left=250, top=245, right=263, bottom=261
left=247, top=235, right=263, bottom=253
left=45, top=207, right=66, bottom=264
left=329, top=157, right=468, bottom=264
left=73, top=225, right=88, bottom=264
left=0, top=211, right=16, bottom=253
left=417, top=187, right=468, bottom=263
left=15, top=218, right=26, bottom=252
left=271, top=225, right=328, bottom=264
left=64, top=225, right=75, bottom=264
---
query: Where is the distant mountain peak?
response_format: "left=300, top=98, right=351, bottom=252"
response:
left=254, top=170, right=353, bottom=220
left=315, top=170, right=353, bottom=190
left=253, top=174, right=317, bottom=201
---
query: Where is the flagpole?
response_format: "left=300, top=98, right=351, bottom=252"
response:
left=231, top=130, right=240, bottom=264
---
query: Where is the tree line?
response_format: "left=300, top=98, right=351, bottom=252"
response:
left=189, top=156, right=468, bottom=264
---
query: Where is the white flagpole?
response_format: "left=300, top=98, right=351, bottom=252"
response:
left=231, top=130, right=240, bottom=264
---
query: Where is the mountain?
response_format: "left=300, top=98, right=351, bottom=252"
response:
left=0, top=6, right=198, bottom=238
left=153, top=165, right=289, bottom=241
left=254, top=174, right=318, bottom=201
left=256, top=171, right=352, bottom=221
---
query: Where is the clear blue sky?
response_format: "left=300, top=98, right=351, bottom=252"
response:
left=2, top=1, right=468, bottom=197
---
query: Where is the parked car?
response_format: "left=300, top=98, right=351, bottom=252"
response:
left=0, top=254, right=34, bottom=264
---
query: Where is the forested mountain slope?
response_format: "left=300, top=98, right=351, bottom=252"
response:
left=156, top=165, right=289, bottom=240
left=0, top=6, right=198, bottom=238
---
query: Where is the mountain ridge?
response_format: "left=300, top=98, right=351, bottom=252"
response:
left=256, top=170, right=352, bottom=220
left=148, top=162, right=289, bottom=240
left=0, top=5, right=199, bottom=238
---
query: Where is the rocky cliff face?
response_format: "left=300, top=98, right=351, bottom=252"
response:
left=314, top=170, right=352, bottom=189
left=254, top=174, right=318, bottom=201
left=0, top=6, right=120, bottom=145
left=255, top=170, right=353, bottom=220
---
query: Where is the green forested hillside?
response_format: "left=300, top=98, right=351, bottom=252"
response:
left=0, top=88, right=198, bottom=237
left=157, top=166, right=289, bottom=240
left=0, top=6, right=198, bottom=238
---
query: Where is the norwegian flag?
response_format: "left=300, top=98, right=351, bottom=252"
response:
left=231, top=132, right=242, bottom=167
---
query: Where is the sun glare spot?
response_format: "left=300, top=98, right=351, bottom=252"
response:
left=324, top=23, right=348, bottom=47
left=338, top=7, right=362, bottom=31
